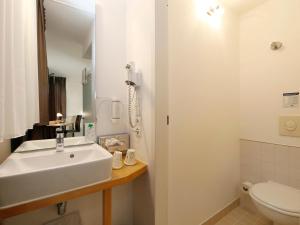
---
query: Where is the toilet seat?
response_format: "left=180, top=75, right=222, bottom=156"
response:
left=250, top=181, right=300, bottom=217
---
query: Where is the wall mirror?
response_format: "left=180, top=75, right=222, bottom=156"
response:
left=44, top=0, right=95, bottom=133
left=11, top=0, right=96, bottom=150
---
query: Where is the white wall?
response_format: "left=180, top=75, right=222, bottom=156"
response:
left=240, top=139, right=300, bottom=189
left=0, top=140, right=10, bottom=163
left=95, top=0, right=128, bottom=136
left=154, top=0, right=169, bottom=224
left=94, top=1, right=134, bottom=225
left=95, top=0, right=155, bottom=224
left=240, top=0, right=300, bottom=147
left=168, top=1, right=240, bottom=224
left=46, top=32, right=91, bottom=117
left=126, top=0, right=155, bottom=224
left=82, top=24, right=93, bottom=59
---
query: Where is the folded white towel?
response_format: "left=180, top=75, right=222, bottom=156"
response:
left=44, top=212, right=82, bottom=225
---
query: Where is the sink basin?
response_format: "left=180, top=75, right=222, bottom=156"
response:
left=15, top=136, right=94, bottom=152
left=0, top=141, right=112, bottom=209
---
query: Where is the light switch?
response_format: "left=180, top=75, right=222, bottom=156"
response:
left=279, top=116, right=300, bottom=137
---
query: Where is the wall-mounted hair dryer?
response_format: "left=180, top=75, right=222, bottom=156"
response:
left=125, top=62, right=141, bottom=87
left=125, top=62, right=142, bottom=136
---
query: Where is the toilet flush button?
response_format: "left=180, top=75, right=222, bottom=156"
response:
left=279, top=116, right=300, bottom=137
left=285, top=120, right=297, bottom=131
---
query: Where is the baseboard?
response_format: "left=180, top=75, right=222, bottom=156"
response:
left=200, top=198, right=240, bottom=225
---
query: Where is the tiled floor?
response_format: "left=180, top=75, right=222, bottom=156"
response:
left=215, top=207, right=272, bottom=225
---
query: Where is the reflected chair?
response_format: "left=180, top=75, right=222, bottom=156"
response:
left=64, top=115, right=82, bottom=137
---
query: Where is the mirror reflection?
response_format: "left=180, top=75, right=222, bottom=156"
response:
left=10, top=0, right=95, bottom=150
left=45, top=0, right=94, bottom=137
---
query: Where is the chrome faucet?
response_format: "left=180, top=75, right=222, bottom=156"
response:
left=56, top=127, right=64, bottom=152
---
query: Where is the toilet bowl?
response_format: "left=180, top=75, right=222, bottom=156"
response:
left=249, top=181, right=300, bottom=225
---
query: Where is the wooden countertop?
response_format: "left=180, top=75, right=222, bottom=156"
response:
left=0, top=161, right=147, bottom=219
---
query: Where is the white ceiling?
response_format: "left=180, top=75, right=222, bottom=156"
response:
left=44, top=0, right=268, bottom=45
left=222, top=0, right=268, bottom=14
left=44, top=0, right=94, bottom=45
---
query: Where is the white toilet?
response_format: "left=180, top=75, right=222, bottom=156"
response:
left=250, top=181, right=300, bottom=225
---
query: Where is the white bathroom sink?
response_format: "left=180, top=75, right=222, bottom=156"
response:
left=0, top=141, right=112, bottom=209
left=15, top=136, right=94, bottom=152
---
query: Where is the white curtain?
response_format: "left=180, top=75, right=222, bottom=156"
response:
left=0, top=0, right=40, bottom=141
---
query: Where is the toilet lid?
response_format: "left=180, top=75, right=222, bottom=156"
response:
left=250, top=181, right=300, bottom=214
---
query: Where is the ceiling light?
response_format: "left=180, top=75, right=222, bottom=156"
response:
left=206, top=5, right=221, bottom=16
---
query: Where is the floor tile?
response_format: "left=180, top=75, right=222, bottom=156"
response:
left=215, top=207, right=271, bottom=225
